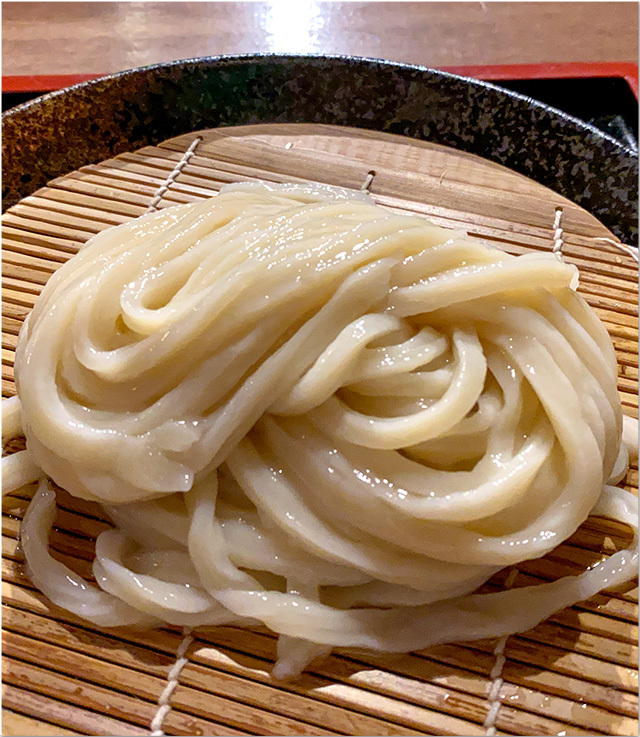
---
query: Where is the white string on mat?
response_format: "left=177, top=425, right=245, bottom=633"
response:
left=552, top=206, right=638, bottom=265
left=145, top=137, right=203, bottom=213
left=482, top=205, right=637, bottom=735
left=143, top=140, right=202, bottom=737
left=483, top=568, right=518, bottom=736
left=552, top=207, right=564, bottom=256
left=361, top=170, right=375, bottom=192
left=150, top=627, right=194, bottom=737
left=592, top=237, right=639, bottom=264
left=484, top=207, right=563, bottom=734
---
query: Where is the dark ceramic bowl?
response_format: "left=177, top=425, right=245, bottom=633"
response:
left=2, top=54, right=638, bottom=241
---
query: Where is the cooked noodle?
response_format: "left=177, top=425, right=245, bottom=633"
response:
left=2, top=182, right=637, bottom=678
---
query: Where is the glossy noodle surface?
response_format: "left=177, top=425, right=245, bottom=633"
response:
left=2, top=182, right=637, bottom=678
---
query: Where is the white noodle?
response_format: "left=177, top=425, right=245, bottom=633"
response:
left=2, top=182, right=637, bottom=677
left=1, top=394, right=22, bottom=441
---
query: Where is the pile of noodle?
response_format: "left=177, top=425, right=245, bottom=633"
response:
left=2, top=182, right=637, bottom=678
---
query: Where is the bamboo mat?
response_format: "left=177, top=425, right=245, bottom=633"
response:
left=2, top=124, right=638, bottom=737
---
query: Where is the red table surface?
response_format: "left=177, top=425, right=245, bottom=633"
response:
left=3, top=61, right=638, bottom=99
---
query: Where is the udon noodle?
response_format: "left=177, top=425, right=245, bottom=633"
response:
left=2, top=182, right=637, bottom=678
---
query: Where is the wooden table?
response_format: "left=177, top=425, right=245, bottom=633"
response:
left=2, top=3, right=639, bottom=737
left=2, top=1, right=638, bottom=76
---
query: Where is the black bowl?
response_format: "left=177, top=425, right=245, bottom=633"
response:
left=2, top=54, right=637, bottom=241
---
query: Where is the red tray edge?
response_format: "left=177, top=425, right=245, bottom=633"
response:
left=3, top=61, right=638, bottom=99
left=443, top=61, right=638, bottom=99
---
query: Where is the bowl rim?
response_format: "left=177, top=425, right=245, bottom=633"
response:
left=2, top=52, right=637, bottom=157
left=4, top=52, right=637, bottom=242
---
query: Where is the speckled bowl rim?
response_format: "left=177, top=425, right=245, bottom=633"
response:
left=2, top=53, right=638, bottom=241
left=2, top=53, right=636, bottom=153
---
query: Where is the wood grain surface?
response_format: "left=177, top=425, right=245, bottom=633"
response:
left=2, top=1, right=638, bottom=76
left=2, top=124, right=638, bottom=737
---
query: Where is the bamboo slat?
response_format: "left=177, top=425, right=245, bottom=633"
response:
left=2, top=124, right=638, bottom=737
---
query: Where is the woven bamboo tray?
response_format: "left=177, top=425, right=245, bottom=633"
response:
left=2, top=124, right=638, bottom=737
